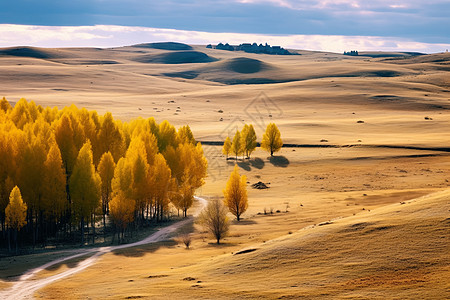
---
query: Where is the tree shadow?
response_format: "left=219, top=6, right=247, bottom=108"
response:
left=227, top=160, right=236, bottom=166
left=232, top=219, right=257, bottom=225
left=112, top=218, right=196, bottom=257
left=173, top=219, right=196, bottom=236
left=250, top=157, right=264, bottom=169
left=269, top=155, right=290, bottom=168
left=112, top=240, right=178, bottom=257
left=237, top=160, right=251, bottom=171
left=205, top=242, right=238, bottom=248
left=44, top=253, right=96, bottom=272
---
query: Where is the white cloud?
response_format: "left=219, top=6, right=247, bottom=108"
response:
left=235, top=0, right=445, bottom=11
left=0, top=24, right=448, bottom=53
left=237, top=0, right=295, bottom=9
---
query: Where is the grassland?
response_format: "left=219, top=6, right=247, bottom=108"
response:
left=0, top=42, right=449, bottom=299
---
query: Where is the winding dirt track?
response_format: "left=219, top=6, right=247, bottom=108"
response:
left=0, top=196, right=207, bottom=300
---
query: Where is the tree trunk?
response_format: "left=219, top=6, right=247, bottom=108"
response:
left=14, top=229, right=18, bottom=255
left=103, top=205, right=106, bottom=239
left=111, top=224, right=116, bottom=245
left=92, top=213, right=95, bottom=245
left=1, top=219, right=5, bottom=240
left=81, top=217, right=85, bottom=246
left=7, top=227, right=11, bottom=253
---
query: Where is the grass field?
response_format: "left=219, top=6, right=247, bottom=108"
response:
left=1, top=42, right=449, bottom=299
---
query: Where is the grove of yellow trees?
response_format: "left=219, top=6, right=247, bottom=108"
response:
left=223, top=122, right=282, bottom=159
left=0, top=97, right=207, bottom=251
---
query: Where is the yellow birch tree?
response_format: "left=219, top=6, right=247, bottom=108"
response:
left=5, top=186, right=27, bottom=253
left=223, top=165, right=248, bottom=221
left=222, top=136, right=232, bottom=159
left=261, top=123, right=283, bottom=156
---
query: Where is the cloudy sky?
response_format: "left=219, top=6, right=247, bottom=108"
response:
left=1, top=0, right=449, bottom=53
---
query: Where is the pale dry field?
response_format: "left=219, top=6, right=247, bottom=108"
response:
left=0, top=43, right=449, bottom=299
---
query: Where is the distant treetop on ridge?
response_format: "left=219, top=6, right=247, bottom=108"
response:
left=206, top=42, right=294, bottom=55
left=344, top=50, right=359, bottom=56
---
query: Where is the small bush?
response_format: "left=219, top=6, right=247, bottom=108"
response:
left=179, top=233, right=192, bottom=249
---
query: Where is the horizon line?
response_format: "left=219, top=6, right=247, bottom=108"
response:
left=0, top=24, right=449, bottom=54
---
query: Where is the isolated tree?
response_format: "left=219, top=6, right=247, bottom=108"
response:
left=109, top=192, right=135, bottom=243
left=223, top=165, right=248, bottom=221
left=69, top=141, right=101, bottom=246
left=222, top=136, right=232, bottom=159
left=261, top=123, right=283, bottom=156
left=98, top=152, right=116, bottom=230
left=231, top=130, right=242, bottom=160
left=240, top=124, right=257, bottom=159
left=199, top=198, right=229, bottom=244
left=5, top=186, right=27, bottom=253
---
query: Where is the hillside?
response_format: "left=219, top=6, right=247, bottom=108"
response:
left=0, top=44, right=448, bottom=148
left=0, top=43, right=449, bottom=299
left=34, top=186, right=450, bottom=299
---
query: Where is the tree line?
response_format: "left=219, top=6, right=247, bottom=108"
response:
left=0, top=97, right=207, bottom=252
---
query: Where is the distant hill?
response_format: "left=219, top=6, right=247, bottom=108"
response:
left=132, top=50, right=217, bottom=64
left=132, top=42, right=193, bottom=51
left=0, top=46, right=66, bottom=59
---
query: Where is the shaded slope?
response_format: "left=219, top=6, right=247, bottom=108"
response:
left=0, top=47, right=66, bottom=59
left=163, top=57, right=278, bottom=83
left=133, top=51, right=217, bottom=64
left=164, top=56, right=413, bottom=85
left=358, top=51, right=425, bottom=58
left=225, top=57, right=270, bottom=73
left=132, top=42, right=193, bottom=50
left=383, top=52, right=450, bottom=65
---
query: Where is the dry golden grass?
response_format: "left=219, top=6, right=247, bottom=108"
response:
left=1, top=44, right=449, bottom=299
left=31, top=147, right=450, bottom=299
left=1, top=45, right=449, bottom=146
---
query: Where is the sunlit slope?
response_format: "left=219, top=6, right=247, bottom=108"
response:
left=161, top=190, right=450, bottom=299
left=0, top=44, right=449, bottom=147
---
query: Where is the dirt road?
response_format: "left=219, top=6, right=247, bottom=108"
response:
left=0, top=196, right=207, bottom=300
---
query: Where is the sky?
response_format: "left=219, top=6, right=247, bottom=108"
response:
left=1, top=0, right=449, bottom=53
